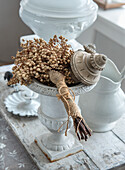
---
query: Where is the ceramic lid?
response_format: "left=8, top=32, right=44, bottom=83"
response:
left=70, top=50, right=107, bottom=85
left=20, top=0, right=98, bottom=18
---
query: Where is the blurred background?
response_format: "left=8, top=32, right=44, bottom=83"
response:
left=0, top=0, right=32, bottom=65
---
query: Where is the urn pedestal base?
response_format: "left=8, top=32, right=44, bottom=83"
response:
left=35, top=132, right=83, bottom=162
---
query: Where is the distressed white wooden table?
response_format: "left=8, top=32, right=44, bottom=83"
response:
left=0, top=65, right=125, bottom=170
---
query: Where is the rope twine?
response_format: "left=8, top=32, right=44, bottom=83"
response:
left=56, top=81, right=84, bottom=136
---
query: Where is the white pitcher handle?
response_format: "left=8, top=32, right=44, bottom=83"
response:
left=121, top=65, right=125, bottom=80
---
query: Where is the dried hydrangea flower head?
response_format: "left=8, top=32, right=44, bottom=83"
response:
left=8, top=35, right=74, bottom=86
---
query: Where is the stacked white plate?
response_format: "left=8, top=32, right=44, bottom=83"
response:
left=4, top=86, right=40, bottom=117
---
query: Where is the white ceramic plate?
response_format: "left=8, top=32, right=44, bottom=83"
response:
left=4, top=91, right=40, bottom=117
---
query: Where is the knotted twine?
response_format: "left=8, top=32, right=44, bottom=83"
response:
left=49, top=70, right=92, bottom=140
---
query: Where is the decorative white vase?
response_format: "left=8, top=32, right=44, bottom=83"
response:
left=28, top=79, right=95, bottom=161
left=19, top=0, right=98, bottom=41
left=79, top=59, right=125, bottom=132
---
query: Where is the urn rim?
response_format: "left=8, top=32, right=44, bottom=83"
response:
left=28, top=79, right=96, bottom=96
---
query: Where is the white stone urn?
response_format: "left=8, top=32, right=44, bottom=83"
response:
left=28, top=79, right=95, bottom=161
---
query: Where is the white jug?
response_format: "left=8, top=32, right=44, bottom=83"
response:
left=79, top=58, right=125, bottom=132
